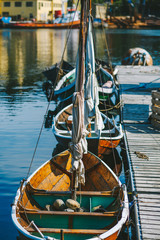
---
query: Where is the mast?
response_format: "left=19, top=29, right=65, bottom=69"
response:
left=70, top=0, right=88, bottom=200
left=76, top=0, right=87, bottom=92
left=70, top=0, right=104, bottom=199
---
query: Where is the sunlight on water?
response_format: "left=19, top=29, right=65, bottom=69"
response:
left=0, top=28, right=159, bottom=240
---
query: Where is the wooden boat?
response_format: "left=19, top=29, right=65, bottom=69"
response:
left=43, top=62, right=119, bottom=109
left=12, top=2, right=129, bottom=240
left=52, top=103, right=123, bottom=157
left=43, top=60, right=74, bottom=86
left=4, top=5, right=80, bottom=29
left=52, top=2, right=122, bottom=156
left=12, top=149, right=129, bottom=240
left=5, top=20, right=80, bottom=29
left=43, top=60, right=74, bottom=102
left=121, top=47, right=153, bottom=66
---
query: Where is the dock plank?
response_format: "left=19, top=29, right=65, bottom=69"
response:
left=118, top=66, right=160, bottom=240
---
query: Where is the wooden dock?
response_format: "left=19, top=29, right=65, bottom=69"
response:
left=118, top=66, right=160, bottom=240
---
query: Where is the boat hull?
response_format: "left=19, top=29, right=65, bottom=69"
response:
left=17, top=229, right=119, bottom=240
left=5, top=20, right=80, bottom=29
left=12, top=150, right=129, bottom=240
left=54, top=132, right=121, bottom=156
left=42, top=61, right=120, bottom=114
left=53, top=103, right=123, bottom=157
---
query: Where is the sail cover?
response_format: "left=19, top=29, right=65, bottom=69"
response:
left=69, top=16, right=104, bottom=188
left=84, top=17, right=104, bottom=135
left=69, top=41, right=87, bottom=188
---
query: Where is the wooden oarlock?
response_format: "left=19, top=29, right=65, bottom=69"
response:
left=60, top=229, right=64, bottom=240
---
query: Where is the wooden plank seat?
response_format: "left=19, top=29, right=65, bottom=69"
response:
left=26, top=182, right=119, bottom=197
left=19, top=205, right=120, bottom=233
left=20, top=209, right=119, bottom=217
left=26, top=227, right=107, bottom=234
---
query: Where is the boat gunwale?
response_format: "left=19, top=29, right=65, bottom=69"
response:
left=54, top=65, right=117, bottom=98
left=52, top=103, right=123, bottom=141
left=54, top=69, right=76, bottom=94
left=12, top=149, right=129, bottom=240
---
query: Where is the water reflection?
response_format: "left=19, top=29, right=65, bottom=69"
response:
left=0, top=28, right=159, bottom=97
left=95, top=29, right=160, bottom=65
left=0, top=29, right=79, bottom=95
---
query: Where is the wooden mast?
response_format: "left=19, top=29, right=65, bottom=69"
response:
left=77, top=0, right=87, bottom=93
left=71, top=0, right=88, bottom=200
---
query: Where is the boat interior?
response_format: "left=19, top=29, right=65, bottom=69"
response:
left=96, top=68, right=113, bottom=88
left=16, top=150, right=124, bottom=240
left=55, top=105, right=120, bottom=138
left=58, top=70, right=76, bottom=89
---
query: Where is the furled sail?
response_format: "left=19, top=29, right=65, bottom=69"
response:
left=84, top=16, right=104, bottom=136
left=69, top=0, right=87, bottom=188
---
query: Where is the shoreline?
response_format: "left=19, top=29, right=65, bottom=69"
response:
left=1, top=19, right=160, bottom=30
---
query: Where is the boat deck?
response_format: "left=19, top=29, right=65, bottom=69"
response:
left=118, top=66, right=160, bottom=240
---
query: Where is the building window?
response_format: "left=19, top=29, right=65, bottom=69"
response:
left=17, top=14, right=21, bottom=20
left=4, top=2, right=10, bottom=7
left=26, top=2, right=33, bottom=7
left=2, top=12, right=9, bottom=16
left=15, top=2, right=22, bottom=7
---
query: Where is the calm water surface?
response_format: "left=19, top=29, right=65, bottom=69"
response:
left=0, top=28, right=160, bottom=240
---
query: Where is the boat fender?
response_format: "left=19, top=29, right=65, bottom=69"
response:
left=53, top=199, right=65, bottom=210
left=66, top=199, right=80, bottom=210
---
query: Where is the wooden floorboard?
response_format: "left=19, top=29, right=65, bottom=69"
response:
left=118, top=66, right=160, bottom=240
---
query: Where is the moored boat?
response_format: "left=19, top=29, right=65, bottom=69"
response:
left=12, top=1, right=129, bottom=239
left=5, top=20, right=80, bottom=29
left=12, top=149, right=129, bottom=240
left=52, top=103, right=123, bottom=157
left=43, top=60, right=74, bottom=86
left=122, top=47, right=153, bottom=66
left=4, top=9, right=80, bottom=29
left=43, top=62, right=119, bottom=109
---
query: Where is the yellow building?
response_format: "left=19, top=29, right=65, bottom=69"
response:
left=0, top=0, right=2, bottom=17
left=1, top=0, right=63, bottom=21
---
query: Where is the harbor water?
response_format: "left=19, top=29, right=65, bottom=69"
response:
left=0, top=28, right=160, bottom=240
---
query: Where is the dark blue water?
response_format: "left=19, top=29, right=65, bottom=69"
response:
left=0, top=28, right=160, bottom=240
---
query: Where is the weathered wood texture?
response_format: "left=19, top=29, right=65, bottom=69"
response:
left=151, top=90, right=160, bottom=129
left=118, top=66, right=160, bottom=240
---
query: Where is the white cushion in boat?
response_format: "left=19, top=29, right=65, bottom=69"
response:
left=102, top=81, right=113, bottom=88
left=68, top=115, right=73, bottom=121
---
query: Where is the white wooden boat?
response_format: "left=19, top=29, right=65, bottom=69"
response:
left=53, top=103, right=123, bottom=157
left=12, top=149, right=129, bottom=240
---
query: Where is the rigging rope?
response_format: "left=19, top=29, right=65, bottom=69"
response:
left=92, top=13, right=121, bottom=176
left=97, top=5, right=117, bottom=84
left=26, top=0, right=80, bottom=180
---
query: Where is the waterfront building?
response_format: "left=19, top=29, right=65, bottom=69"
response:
left=92, top=3, right=107, bottom=20
left=0, top=1, right=2, bottom=17
left=1, top=0, right=63, bottom=21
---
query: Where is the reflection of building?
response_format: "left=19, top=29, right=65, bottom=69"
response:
left=0, top=0, right=2, bottom=17
left=1, top=0, right=63, bottom=21
left=0, top=28, right=78, bottom=92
